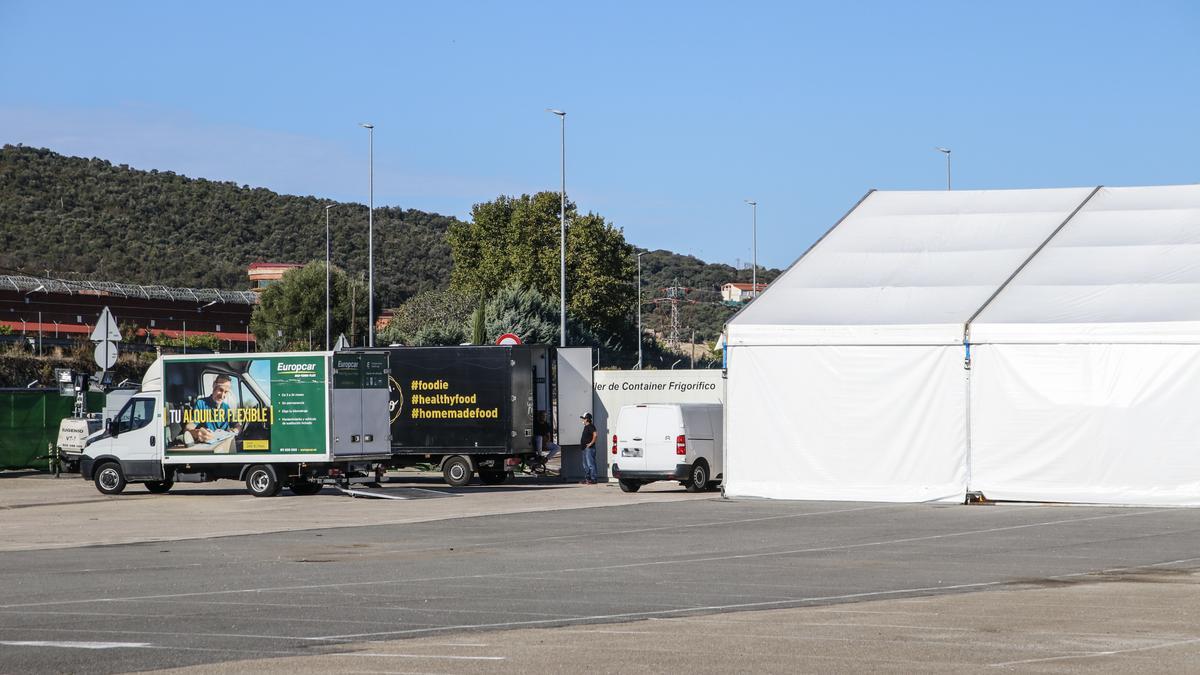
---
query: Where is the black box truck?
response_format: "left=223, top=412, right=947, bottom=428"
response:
left=360, top=345, right=558, bottom=486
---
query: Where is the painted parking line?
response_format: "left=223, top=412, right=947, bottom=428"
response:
left=0, top=640, right=152, bottom=649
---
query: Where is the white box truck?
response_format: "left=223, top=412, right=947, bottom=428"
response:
left=609, top=403, right=723, bottom=493
left=80, top=351, right=391, bottom=497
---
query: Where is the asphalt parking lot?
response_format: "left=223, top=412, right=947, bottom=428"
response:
left=1, top=474, right=1199, bottom=673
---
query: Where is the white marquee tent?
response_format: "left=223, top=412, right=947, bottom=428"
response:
left=725, top=184, right=1200, bottom=505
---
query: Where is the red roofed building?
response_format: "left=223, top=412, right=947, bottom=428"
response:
left=0, top=275, right=259, bottom=351
left=721, top=282, right=767, bottom=303
left=247, top=262, right=304, bottom=291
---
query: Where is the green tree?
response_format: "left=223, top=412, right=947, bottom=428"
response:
left=483, top=284, right=600, bottom=346
left=470, top=298, right=486, bottom=345
left=410, top=323, right=468, bottom=346
left=155, top=332, right=221, bottom=352
left=250, top=261, right=366, bottom=351
left=378, top=289, right=475, bottom=345
left=448, top=192, right=636, bottom=342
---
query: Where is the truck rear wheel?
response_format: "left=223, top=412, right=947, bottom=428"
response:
left=289, top=479, right=322, bottom=496
left=478, top=470, right=507, bottom=485
left=619, top=479, right=641, bottom=493
left=685, top=460, right=709, bottom=493
left=145, top=481, right=173, bottom=494
left=94, top=462, right=127, bottom=495
left=442, top=456, right=473, bottom=487
left=245, top=465, right=281, bottom=497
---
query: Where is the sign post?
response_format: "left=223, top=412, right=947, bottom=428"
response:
left=90, top=306, right=121, bottom=390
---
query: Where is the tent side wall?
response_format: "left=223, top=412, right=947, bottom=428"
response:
left=969, top=185, right=1200, bottom=506
left=969, top=342, right=1200, bottom=506
left=724, top=344, right=967, bottom=502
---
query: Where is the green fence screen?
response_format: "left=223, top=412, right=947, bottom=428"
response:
left=0, top=390, right=104, bottom=471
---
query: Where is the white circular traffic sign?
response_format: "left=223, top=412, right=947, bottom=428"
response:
left=94, top=341, right=118, bottom=369
left=495, top=333, right=522, bottom=346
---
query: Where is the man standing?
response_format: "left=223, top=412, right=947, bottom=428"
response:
left=580, top=412, right=597, bottom=485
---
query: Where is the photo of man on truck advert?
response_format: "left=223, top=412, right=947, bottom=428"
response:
left=162, top=356, right=327, bottom=456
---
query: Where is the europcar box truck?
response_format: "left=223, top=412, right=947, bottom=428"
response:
left=80, top=352, right=391, bottom=497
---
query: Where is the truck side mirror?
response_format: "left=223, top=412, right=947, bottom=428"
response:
left=106, top=419, right=117, bottom=437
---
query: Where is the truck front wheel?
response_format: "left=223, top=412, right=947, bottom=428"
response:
left=245, top=465, right=281, bottom=497
left=94, top=462, right=127, bottom=495
left=442, top=456, right=473, bottom=487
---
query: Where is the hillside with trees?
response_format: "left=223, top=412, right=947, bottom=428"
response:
left=636, top=249, right=782, bottom=347
left=0, top=145, right=452, bottom=308
left=0, top=145, right=781, bottom=348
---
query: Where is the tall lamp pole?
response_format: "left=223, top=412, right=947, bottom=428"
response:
left=547, top=108, right=567, bottom=347
left=324, top=204, right=335, bottom=350
left=637, top=251, right=647, bottom=369
left=745, top=200, right=758, bottom=299
left=361, top=122, right=375, bottom=347
left=936, top=147, right=952, bottom=190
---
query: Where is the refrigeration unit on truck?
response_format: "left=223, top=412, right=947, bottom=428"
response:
left=80, top=351, right=392, bottom=497
left=360, top=345, right=587, bottom=487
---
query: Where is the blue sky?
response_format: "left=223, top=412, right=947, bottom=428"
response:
left=2, top=1, right=1197, bottom=270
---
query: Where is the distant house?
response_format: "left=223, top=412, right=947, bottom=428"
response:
left=721, top=282, right=767, bottom=303
left=247, top=262, right=304, bottom=292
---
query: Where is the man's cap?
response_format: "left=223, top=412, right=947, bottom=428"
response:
left=580, top=412, right=592, bottom=420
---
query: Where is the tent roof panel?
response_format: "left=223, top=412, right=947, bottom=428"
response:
left=729, top=187, right=1096, bottom=341
left=972, top=185, right=1200, bottom=339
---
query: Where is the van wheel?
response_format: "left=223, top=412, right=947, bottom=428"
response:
left=245, top=465, right=281, bottom=497
left=289, top=479, right=322, bottom=496
left=443, top=456, right=473, bottom=487
left=478, top=470, right=507, bottom=485
left=619, top=479, right=641, bottom=493
left=94, top=462, right=127, bottom=495
left=685, top=460, right=709, bottom=493
left=145, top=481, right=173, bottom=494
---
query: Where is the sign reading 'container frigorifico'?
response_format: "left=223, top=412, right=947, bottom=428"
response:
left=162, top=355, right=327, bottom=456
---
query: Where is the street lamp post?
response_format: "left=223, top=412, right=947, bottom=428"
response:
left=547, top=108, right=566, bottom=347
left=360, top=122, right=375, bottom=347
left=325, top=204, right=335, bottom=351
left=637, top=251, right=647, bottom=369
left=936, top=147, right=952, bottom=190
left=745, top=200, right=758, bottom=299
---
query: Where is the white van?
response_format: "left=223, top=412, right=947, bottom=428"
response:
left=609, top=403, right=723, bottom=493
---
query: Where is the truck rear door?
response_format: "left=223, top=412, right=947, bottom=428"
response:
left=616, top=406, right=649, bottom=472
left=643, top=405, right=680, bottom=472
